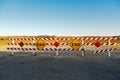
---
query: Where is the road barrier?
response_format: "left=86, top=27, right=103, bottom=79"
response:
left=7, top=37, right=117, bottom=57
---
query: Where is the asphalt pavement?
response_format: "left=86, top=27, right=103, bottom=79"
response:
left=0, top=51, right=120, bottom=80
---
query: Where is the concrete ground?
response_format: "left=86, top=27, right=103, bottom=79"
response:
left=0, top=51, right=120, bottom=80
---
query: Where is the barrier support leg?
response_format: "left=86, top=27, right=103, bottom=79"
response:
left=108, top=51, right=111, bottom=57
left=56, top=51, right=59, bottom=56
left=81, top=39, right=85, bottom=56
left=10, top=38, right=14, bottom=56
left=82, top=49, right=85, bottom=56
left=32, top=39, right=37, bottom=56
left=108, top=39, right=111, bottom=57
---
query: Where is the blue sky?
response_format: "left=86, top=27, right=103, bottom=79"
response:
left=0, top=0, right=120, bottom=36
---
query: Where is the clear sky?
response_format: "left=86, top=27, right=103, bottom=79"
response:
left=0, top=0, right=120, bottom=36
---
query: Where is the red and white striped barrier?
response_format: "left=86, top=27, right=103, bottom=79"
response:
left=8, top=37, right=117, bottom=41
left=7, top=42, right=52, bottom=46
left=7, top=37, right=117, bottom=57
left=101, top=43, right=117, bottom=46
left=83, top=43, right=117, bottom=46
left=8, top=37, right=58, bottom=41
left=43, top=48, right=74, bottom=51
left=56, top=37, right=72, bottom=40
left=8, top=37, right=37, bottom=41
left=57, top=37, right=117, bottom=40
left=7, top=47, right=80, bottom=51
left=8, top=42, right=69, bottom=46
left=93, top=48, right=116, bottom=54
left=8, top=42, right=117, bottom=46
left=7, top=48, right=38, bottom=51
left=82, top=37, right=117, bottom=40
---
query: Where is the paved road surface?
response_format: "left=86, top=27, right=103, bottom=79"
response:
left=0, top=51, right=120, bottom=80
